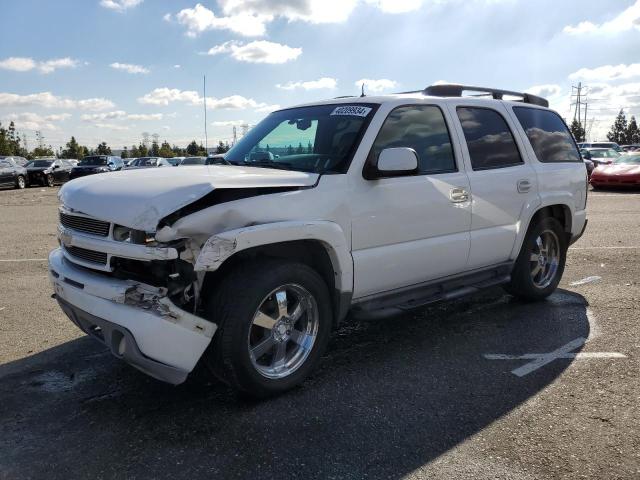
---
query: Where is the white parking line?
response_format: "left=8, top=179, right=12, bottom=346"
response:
left=484, top=337, right=627, bottom=377
left=0, top=258, right=48, bottom=262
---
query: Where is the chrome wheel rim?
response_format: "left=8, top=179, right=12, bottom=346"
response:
left=17, top=177, right=25, bottom=188
left=47, top=174, right=54, bottom=187
left=530, top=229, right=560, bottom=289
left=248, top=284, right=319, bottom=379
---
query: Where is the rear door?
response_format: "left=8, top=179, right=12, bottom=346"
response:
left=447, top=102, right=539, bottom=269
left=0, top=159, right=13, bottom=185
left=350, top=103, right=472, bottom=298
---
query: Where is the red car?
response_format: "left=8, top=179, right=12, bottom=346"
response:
left=590, top=154, right=640, bottom=189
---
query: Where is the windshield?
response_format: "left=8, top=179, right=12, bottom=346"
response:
left=181, top=157, right=206, bottom=165
left=589, top=149, right=620, bottom=158
left=137, top=158, right=158, bottom=166
left=26, top=160, right=53, bottom=168
left=615, top=154, right=640, bottom=164
left=225, top=104, right=378, bottom=173
left=593, top=143, right=622, bottom=152
left=79, top=156, right=108, bottom=166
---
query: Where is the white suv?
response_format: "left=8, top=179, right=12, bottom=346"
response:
left=49, top=84, right=588, bottom=397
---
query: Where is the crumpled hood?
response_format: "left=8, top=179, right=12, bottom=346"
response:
left=59, top=165, right=319, bottom=231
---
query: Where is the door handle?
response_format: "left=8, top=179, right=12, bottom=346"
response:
left=450, top=187, right=469, bottom=203
left=517, top=179, right=532, bottom=193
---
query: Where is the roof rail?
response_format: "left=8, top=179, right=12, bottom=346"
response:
left=422, top=84, right=549, bottom=108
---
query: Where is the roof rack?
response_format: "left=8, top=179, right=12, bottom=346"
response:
left=421, top=84, right=549, bottom=108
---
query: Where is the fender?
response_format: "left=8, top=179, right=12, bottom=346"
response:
left=509, top=193, right=576, bottom=259
left=193, top=220, right=354, bottom=293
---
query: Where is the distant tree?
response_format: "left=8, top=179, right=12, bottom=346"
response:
left=307, top=141, right=313, bottom=154
left=626, top=116, right=640, bottom=144
left=137, top=143, right=148, bottom=157
left=296, top=142, right=304, bottom=154
left=569, top=119, right=585, bottom=143
left=158, top=141, right=174, bottom=158
left=171, top=145, right=185, bottom=156
left=607, top=109, right=629, bottom=144
left=60, top=136, right=87, bottom=159
left=31, top=145, right=55, bottom=157
left=0, top=122, right=10, bottom=155
left=186, top=140, right=199, bottom=156
left=287, top=144, right=294, bottom=155
left=215, top=140, right=229, bottom=154
left=150, top=139, right=160, bottom=156
left=266, top=144, right=270, bottom=152
left=95, top=142, right=112, bottom=155
left=121, top=146, right=129, bottom=159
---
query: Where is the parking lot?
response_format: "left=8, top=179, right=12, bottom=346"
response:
left=0, top=187, right=638, bottom=479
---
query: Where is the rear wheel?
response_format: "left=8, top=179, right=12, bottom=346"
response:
left=45, top=174, right=54, bottom=187
left=15, top=175, right=26, bottom=189
left=504, top=217, right=567, bottom=301
left=203, top=260, right=333, bottom=397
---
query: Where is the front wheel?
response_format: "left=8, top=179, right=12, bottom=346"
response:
left=203, top=260, right=333, bottom=397
left=15, top=175, right=26, bottom=189
left=504, top=217, right=567, bottom=301
left=45, top=174, right=54, bottom=187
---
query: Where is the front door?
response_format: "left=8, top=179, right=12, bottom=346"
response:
left=350, top=104, right=472, bottom=299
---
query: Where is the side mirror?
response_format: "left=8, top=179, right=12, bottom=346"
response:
left=375, top=147, right=418, bottom=177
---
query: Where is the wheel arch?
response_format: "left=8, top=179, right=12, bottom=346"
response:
left=511, top=203, right=572, bottom=259
left=195, top=221, right=353, bottom=325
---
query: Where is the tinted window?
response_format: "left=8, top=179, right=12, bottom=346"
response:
left=0, top=160, right=11, bottom=167
left=514, top=107, right=581, bottom=163
left=457, top=107, right=522, bottom=170
left=370, top=105, right=456, bottom=174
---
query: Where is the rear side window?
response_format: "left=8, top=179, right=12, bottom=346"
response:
left=513, top=107, right=581, bottom=163
left=370, top=105, right=456, bottom=174
left=457, top=107, right=523, bottom=170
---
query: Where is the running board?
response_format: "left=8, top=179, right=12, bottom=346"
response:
left=351, top=263, right=513, bottom=318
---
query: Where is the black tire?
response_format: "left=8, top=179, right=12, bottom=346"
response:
left=15, top=175, right=26, bottom=189
left=45, top=174, right=54, bottom=187
left=203, top=259, right=333, bottom=397
left=504, top=216, right=567, bottom=301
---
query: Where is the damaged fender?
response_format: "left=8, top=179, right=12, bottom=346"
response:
left=193, top=220, right=354, bottom=292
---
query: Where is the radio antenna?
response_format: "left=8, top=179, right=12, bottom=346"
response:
left=203, top=75, right=208, bottom=153
left=360, top=83, right=366, bottom=97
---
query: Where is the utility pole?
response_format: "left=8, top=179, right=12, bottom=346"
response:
left=232, top=126, right=237, bottom=146
left=571, top=83, right=589, bottom=141
left=203, top=75, right=208, bottom=153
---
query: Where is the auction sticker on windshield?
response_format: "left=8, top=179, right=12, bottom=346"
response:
left=330, top=106, right=372, bottom=117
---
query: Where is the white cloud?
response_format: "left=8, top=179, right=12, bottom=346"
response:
left=0, top=92, right=114, bottom=110
left=355, top=78, right=398, bottom=93
left=277, top=77, right=337, bottom=90
left=364, top=0, right=423, bottom=13
left=2, top=112, right=71, bottom=131
left=110, top=62, right=150, bottom=74
left=569, top=64, right=640, bottom=82
left=174, top=3, right=270, bottom=37
left=212, top=120, right=246, bottom=127
left=207, top=40, right=301, bottom=64
left=0, top=57, right=36, bottom=72
left=81, top=111, right=164, bottom=121
left=93, top=122, right=130, bottom=131
left=526, top=84, right=563, bottom=98
left=173, top=64, right=181, bottom=69
left=563, top=0, right=640, bottom=35
left=100, top=0, right=143, bottom=12
left=255, top=103, right=280, bottom=113
left=137, top=87, right=275, bottom=111
left=0, top=56, right=79, bottom=74
left=218, top=0, right=358, bottom=24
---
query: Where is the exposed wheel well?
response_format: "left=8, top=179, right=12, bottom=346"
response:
left=529, top=204, right=572, bottom=241
left=201, top=240, right=342, bottom=326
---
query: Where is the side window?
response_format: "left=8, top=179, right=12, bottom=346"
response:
left=457, top=107, right=523, bottom=170
left=370, top=105, right=456, bottom=175
left=0, top=160, right=11, bottom=168
left=513, top=107, right=582, bottom=163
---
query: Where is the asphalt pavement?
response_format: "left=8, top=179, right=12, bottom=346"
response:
left=0, top=186, right=638, bottom=479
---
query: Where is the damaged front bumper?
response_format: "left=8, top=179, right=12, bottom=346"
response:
left=48, top=248, right=217, bottom=384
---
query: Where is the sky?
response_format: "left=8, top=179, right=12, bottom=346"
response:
left=1, top=0, right=639, bottom=151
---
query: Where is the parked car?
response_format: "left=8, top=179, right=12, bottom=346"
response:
left=0, top=156, right=28, bottom=189
left=577, top=141, right=623, bottom=153
left=590, top=153, right=640, bottom=189
left=583, top=158, right=594, bottom=177
left=167, top=157, right=183, bottom=166
left=50, top=84, right=587, bottom=397
left=65, top=159, right=79, bottom=167
left=580, top=148, right=620, bottom=166
left=125, top=157, right=172, bottom=169
left=25, top=158, right=73, bottom=186
left=124, top=158, right=137, bottom=167
left=70, top=155, right=124, bottom=180
left=179, top=156, right=207, bottom=166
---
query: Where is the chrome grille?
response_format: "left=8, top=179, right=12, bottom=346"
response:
left=64, top=246, right=108, bottom=266
left=60, top=212, right=110, bottom=237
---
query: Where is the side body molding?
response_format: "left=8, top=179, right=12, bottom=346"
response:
left=194, top=221, right=354, bottom=293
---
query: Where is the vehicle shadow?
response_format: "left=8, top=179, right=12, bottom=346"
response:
left=0, top=288, right=589, bottom=479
